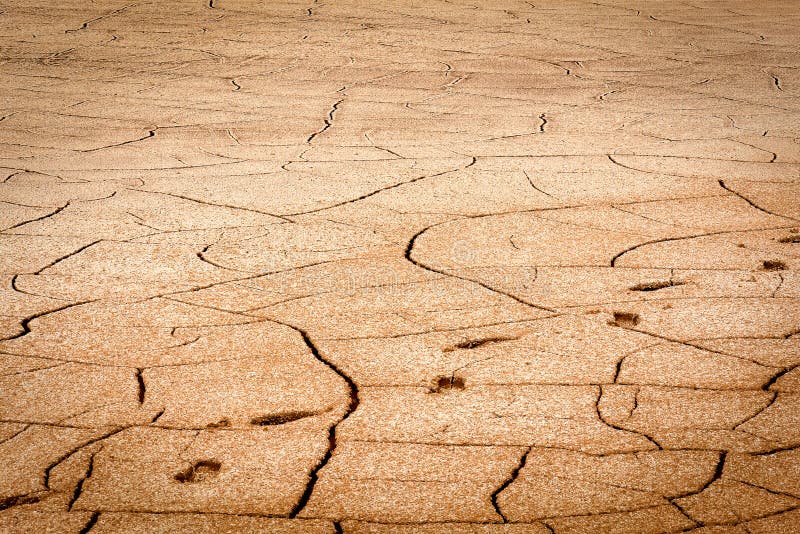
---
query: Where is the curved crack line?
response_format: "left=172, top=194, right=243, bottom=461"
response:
left=596, top=386, right=662, bottom=450
left=606, top=320, right=796, bottom=383
left=718, top=179, right=800, bottom=222
left=607, top=153, right=796, bottom=175
left=771, top=272, right=785, bottom=298
left=1, top=201, right=70, bottom=233
left=648, top=13, right=763, bottom=40
left=68, top=447, right=98, bottom=510
left=523, top=170, right=557, bottom=199
left=250, top=318, right=359, bottom=518
left=307, top=99, right=343, bottom=143
left=610, top=225, right=797, bottom=267
left=669, top=452, right=727, bottom=514
left=145, top=259, right=338, bottom=303
left=43, top=425, right=129, bottom=492
left=0, top=299, right=96, bottom=342
left=537, top=503, right=697, bottom=527
left=64, top=3, right=137, bottom=33
left=599, top=326, right=782, bottom=433
left=610, top=204, right=700, bottom=231
left=79, top=130, right=155, bottom=153
left=732, top=391, right=778, bottom=431
left=0, top=199, right=61, bottom=209
left=763, top=364, right=797, bottom=391
left=612, top=344, right=663, bottom=384
left=78, top=512, right=99, bottom=533
left=404, top=219, right=556, bottom=314
left=321, top=316, right=559, bottom=341
left=245, top=277, right=448, bottom=314
left=196, top=244, right=255, bottom=274
left=33, top=240, right=103, bottom=275
left=0, top=424, right=30, bottom=447
left=10, top=273, right=71, bottom=301
left=129, top=189, right=294, bottom=222
left=491, top=446, right=530, bottom=522
left=725, top=139, right=777, bottom=163
left=282, top=157, right=477, bottom=217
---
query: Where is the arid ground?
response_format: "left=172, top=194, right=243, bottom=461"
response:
left=1, top=1, right=799, bottom=532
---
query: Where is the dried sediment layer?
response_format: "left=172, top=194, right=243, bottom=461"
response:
left=1, top=0, right=799, bottom=532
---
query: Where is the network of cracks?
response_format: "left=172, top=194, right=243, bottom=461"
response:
left=1, top=0, right=800, bottom=532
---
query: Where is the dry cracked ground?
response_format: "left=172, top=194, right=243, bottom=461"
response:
left=1, top=0, right=799, bottom=533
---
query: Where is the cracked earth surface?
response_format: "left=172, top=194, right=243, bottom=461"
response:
left=1, top=0, right=799, bottom=532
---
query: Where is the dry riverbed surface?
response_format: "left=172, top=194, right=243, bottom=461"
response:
left=1, top=0, right=800, bottom=532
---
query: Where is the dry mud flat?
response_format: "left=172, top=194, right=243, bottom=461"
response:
left=1, top=0, right=800, bottom=532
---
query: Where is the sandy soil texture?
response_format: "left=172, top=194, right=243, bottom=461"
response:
left=1, top=0, right=799, bottom=532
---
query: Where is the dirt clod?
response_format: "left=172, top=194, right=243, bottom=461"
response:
left=250, top=411, right=318, bottom=426
left=174, top=460, right=222, bottom=483
left=762, top=260, right=787, bottom=271
left=610, top=311, right=640, bottom=328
